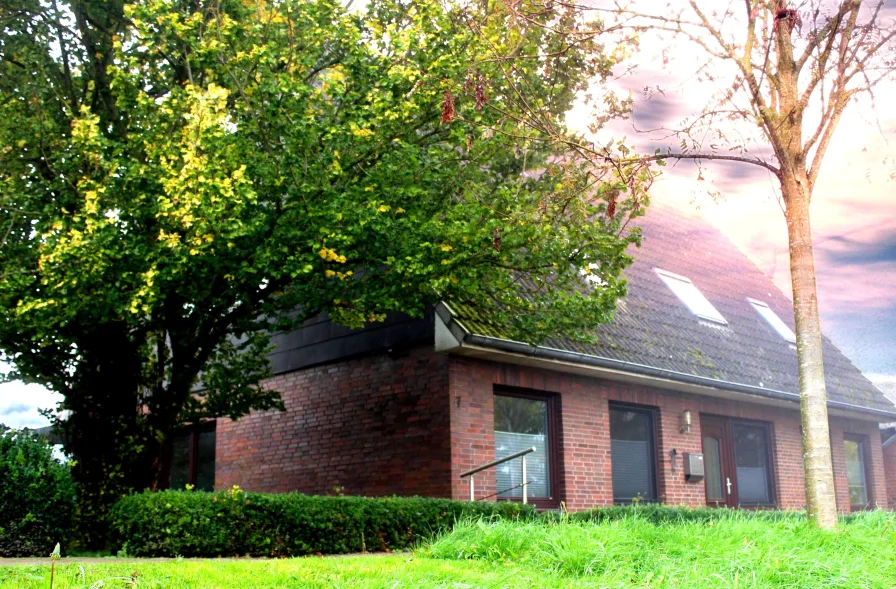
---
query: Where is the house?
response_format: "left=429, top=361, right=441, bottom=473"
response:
left=172, top=205, right=896, bottom=513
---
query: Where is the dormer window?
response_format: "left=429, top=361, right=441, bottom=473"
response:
left=655, top=269, right=728, bottom=325
left=748, top=298, right=796, bottom=343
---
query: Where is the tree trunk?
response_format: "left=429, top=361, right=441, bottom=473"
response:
left=783, top=174, right=838, bottom=528
left=61, top=323, right=154, bottom=549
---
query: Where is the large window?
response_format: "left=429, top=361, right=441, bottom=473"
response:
left=609, top=404, right=657, bottom=503
left=844, top=435, right=871, bottom=510
left=493, top=391, right=557, bottom=505
left=169, top=422, right=216, bottom=491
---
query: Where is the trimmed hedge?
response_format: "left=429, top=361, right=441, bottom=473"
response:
left=0, top=427, right=76, bottom=557
left=109, top=489, right=535, bottom=557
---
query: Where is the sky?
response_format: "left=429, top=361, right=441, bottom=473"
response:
left=562, top=0, right=896, bottom=401
left=1, top=0, right=895, bottom=428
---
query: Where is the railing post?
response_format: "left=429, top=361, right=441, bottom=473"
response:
left=521, top=455, right=527, bottom=505
left=469, top=474, right=475, bottom=501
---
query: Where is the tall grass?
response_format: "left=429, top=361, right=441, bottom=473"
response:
left=424, top=510, right=896, bottom=588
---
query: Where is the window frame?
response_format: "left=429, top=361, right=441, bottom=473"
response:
left=843, top=433, right=873, bottom=512
left=166, top=421, right=216, bottom=491
left=655, top=268, right=728, bottom=325
left=493, top=386, right=561, bottom=509
left=608, top=402, right=660, bottom=504
left=747, top=298, right=797, bottom=343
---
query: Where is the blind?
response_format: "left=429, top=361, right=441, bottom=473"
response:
left=495, top=431, right=548, bottom=497
left=736, top=466, right=769, bottom=504
left=611, top=439, right=652, bottom=501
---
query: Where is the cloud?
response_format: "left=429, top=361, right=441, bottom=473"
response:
left=819, top=232, right=896, bottom=266
left=866, top=373, right=896, bottom=404
left=0, top=402, right=31, bottom=416
left=0, top=381, right=62, bottom=429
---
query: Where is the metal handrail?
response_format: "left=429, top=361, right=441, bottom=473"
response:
left=459, top=446, right=536, bottom=504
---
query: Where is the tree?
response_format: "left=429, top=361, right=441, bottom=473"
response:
left=0, top=0, right=648, bottom=545
left=561, top=0, right=895, bottom=527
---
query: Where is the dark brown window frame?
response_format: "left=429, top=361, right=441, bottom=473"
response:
left=843, top=433, right=874, bottom=512
left=701, top=414, right=778, bottom=509
left=493, top=385, right=562, bottom=509
left=608, top=401, right=661, bottom=504
left=165, top=421, right=216, bottom=490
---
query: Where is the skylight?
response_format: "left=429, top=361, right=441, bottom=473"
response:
left=748, top=298, right=797, bottom=343
left=655, top=269, right=728, bottom=325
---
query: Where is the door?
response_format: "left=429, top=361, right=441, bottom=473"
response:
left=701, top=417, right=735, bottom=507
left=700, top=416, right=776, bottom=508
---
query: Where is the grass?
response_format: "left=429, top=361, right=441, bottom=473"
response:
left=3, top=510, right=894, bottom=588
left=425, top=510, right=896, bottom=588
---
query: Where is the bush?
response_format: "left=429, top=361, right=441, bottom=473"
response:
left=555, top=503, right=807, bottom=525
left=0, top=427, right=76, bottom=556
left=109, top=489, right=535, bottom=557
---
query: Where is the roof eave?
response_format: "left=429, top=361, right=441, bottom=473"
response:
left=434, top=303, right=896, bottom=422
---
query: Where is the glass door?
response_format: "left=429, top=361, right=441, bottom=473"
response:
left=701, top=418, right=734, bottom=507
left=700, top=416, right=775, bottom=508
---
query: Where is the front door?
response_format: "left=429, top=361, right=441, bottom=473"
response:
left=700, top=416, right=776, bottom=508
left=701, top=417, right=735, bottom=507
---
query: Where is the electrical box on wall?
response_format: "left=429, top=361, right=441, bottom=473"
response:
left=683, top=452, right=705, bottom=482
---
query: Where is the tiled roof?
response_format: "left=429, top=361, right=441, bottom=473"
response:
left=449, top=205, right=895, bottom=415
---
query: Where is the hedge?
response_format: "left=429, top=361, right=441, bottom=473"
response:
left=550, top=504, right=807, bottom=525
left=109, top=489, right=536, bottom=557
left=0, top=427, right=76, bottom=557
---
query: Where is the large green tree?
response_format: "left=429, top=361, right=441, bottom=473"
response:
left=0, top=0, right=647, bottom=545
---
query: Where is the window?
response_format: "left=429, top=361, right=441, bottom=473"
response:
left=493, top=390, right=558, bottom=506
left=169, top=422, right=216, bottom=491
left=609, top=404, right=658, bottom=503
left=655, top=269, right=727, bottom=324
left=748, top=298, right=796, bottom=343
left=844, top=435, right=871, bottom=510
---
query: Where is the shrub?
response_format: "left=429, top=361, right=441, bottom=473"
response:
left=0, top=427, right=76, bottom=556
left=109, top=489, right=535, bottom=557
left=555, top=503, right=807, bottom=525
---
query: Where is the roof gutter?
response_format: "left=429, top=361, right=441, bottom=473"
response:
left=434, top=304, right=896, bottom=421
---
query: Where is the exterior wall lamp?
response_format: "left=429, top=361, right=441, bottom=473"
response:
left=679, top=409, right=693, bottom=434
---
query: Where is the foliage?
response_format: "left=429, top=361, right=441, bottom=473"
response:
left=0, top=0, right=648, bottom=545
left=4, top=510, right=896, bottom=588
left=0, top=428, right=76, bottom=557
left=552, top=503, right=807, bottom=524
left=108, top=489, right=535, bottom=557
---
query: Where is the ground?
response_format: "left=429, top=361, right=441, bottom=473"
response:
left=2, top=513, right=893, bottom=588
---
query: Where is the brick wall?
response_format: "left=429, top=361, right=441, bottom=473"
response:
left=215, top=345, right=451, bottom=497
left=448, top=355, right=888, bottom=513
left=829, top=418, right=888, bottom=512
left=884, top=439, right=896, bottom=509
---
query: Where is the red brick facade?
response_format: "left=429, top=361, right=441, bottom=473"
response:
left=883, top=439, right=896, bottom=509
left=216, top=345, right=451, bottom=497
left=215, top=347, right=888, bottom=513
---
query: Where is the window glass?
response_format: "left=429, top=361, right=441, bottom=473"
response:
left=703, top=436, right=724, bottom=502
left=494, top=395, right=550, bottom=498
left=609, top=407, right=656, bottom=502
left=748, top=298, right=796, bottom=342
left=655, top=269, right=727, bottom=324
left=732, top=423, right=771, bottom=504
left=844, top=439, right=868, bottom=507
left=196, top=430, right=216, bottom=491
left=169, top=431, right=192, bottom=490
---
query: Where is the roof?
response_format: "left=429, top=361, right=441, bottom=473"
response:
left=444, top=205, right=896, bottom=418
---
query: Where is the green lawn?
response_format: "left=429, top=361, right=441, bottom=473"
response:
left=3, top=511, right=894, bottom=588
